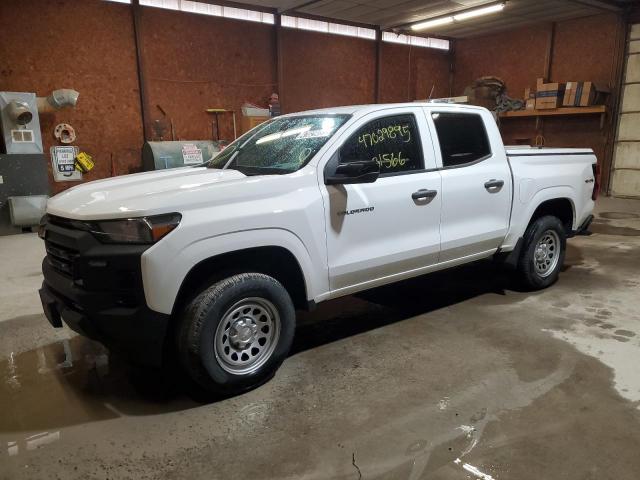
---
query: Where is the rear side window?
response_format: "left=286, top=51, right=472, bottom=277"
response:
left=340, top=114, right=424, bottom=175
left=431, top=113, right=491, bottom=168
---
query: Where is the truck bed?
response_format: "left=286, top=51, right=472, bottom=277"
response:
left=501, top=145, right=597, bottom=251
left=505, top=146, right=593, bottom=156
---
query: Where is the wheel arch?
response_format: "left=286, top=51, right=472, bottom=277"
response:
left=527, top=197, right=575, bottom=235
left=141, top=227, right=325, bottom=316
left=499, top=192, right=576, bottom=266
left=172, top=245, right=310, bottom=314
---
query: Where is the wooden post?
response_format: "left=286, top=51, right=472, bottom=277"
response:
left=543, top=22, right=556, bottom=81
left=449, top=39, right=456, bottom=98
left=375, top=26, right=382, bottom=103
left=275, top=13, right=285, bottom=113
left=132, top=0, right=150, bottom=142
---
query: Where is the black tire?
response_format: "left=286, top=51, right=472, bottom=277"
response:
left=177, top=273, right=295, bottom=396
left=517, top=215, right=567, bottom=291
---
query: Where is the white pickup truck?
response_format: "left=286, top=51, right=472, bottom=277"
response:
left=38, top=102, right=597, bottom=395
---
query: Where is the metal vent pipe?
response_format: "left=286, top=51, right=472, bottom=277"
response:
left=7, top=100, right=33, bottom=125
left=36, top=89, right=79, bottom=114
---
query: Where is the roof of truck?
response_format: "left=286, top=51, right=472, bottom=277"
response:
left=286, top=102, right=487, bottom=117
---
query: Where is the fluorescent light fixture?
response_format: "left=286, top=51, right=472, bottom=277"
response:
left=410, top=2, right=505, bottom=31
left=411, top=16, right=453, bottom=31
left=453, top=3, right=505, bottom=21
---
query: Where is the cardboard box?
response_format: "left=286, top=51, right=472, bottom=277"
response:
left=563, top=81, right=577, bottom=106
left=579, top=82, right=610, bottom=106
left=563, top=81, right=611, bottom=106
left=535, top=80, right=565, bottom=110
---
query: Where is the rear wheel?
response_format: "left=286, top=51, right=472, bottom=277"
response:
left=517, top=215, right=567, bottom=290
left=177, top=273, right=295, bottom=396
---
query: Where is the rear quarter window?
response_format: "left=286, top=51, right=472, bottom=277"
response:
left=431, top=112, right=491, bottom=168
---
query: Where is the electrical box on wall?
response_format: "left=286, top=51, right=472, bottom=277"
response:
left=0, top=92, right=43, bottom=154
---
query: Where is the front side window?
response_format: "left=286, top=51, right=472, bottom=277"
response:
left=431, top=112, right=491, bottom=168
left=208, top=114, right=349, bottom=175
left=340, top=114, right=424, bottom=175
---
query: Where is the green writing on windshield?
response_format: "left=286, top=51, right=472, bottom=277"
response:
left=358, top=124, right=411, bottom=149
left=373, top=151, right=408, bottom=170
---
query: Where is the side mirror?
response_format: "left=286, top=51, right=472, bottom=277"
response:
left=325, top=159, right=380, bottom=185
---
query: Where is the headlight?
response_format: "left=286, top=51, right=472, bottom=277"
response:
left=88, top=213, right=181, bottom=244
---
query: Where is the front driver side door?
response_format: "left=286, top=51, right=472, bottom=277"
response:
left=319, top=108, right=442, bottom=295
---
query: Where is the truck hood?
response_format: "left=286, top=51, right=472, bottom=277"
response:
left=47, top=167, right=250, bottom=220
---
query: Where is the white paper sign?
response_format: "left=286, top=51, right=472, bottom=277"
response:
left=182, top=144, right=203, bottom=165
left=50, top=146, right=81, bottom=182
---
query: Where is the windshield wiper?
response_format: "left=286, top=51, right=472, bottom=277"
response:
left=222, top=150, right=240, bottom=170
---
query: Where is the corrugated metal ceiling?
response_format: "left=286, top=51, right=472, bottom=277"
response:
left=228, top=0, right=632, bottom=38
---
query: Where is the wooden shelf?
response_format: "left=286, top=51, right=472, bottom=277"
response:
left=498, top=105, right=606, bottom=118
left=498, top=105, right=607, bottom=129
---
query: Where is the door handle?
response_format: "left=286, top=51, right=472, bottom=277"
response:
left=484, top=179, right=504, bottom=192
left=411, top=189, right=438, bottom=201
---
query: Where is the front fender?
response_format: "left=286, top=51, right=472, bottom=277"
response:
left=141, top=228, right=325, bottom=315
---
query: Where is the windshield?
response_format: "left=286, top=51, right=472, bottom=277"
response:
left=207, top=114, right=350, bottom=175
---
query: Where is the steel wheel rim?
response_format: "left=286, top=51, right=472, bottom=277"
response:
left=214, top=297, right=280, bottom=375
left=533, top=229, right=561, bottom=278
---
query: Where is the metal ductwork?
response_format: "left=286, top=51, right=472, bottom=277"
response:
left=7, top=100, right=33, bottom=125
left=36, top=89, right=79, bottom=114
left=0, top=92, right=42, bottom=154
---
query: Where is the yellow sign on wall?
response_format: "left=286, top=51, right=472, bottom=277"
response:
left=75, top=152, right=94, bottom=173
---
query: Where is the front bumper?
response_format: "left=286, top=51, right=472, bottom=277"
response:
left=39, top=216, right=170, bottom=367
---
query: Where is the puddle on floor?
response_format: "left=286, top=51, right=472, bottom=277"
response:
left=590, top=222, right=640, bottom=237
left=599, top=212, right=640, bottom=220
left=543, top=323, right=640, bottom=405
left=0, top=336, right=197, bottom=434
left=537, top=225, right=640, bottom=405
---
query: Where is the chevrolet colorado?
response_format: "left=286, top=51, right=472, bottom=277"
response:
left=38, top=103, right=596, bottom=395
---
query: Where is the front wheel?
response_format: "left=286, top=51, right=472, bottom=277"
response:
left=177, top=273, right=295, bottom=396
left=517, top=215, right=567, bottom=290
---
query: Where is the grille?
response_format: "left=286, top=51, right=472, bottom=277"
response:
left=43, top=215, right=85, bottom=277
left=45, top=241, right=79, bottom=277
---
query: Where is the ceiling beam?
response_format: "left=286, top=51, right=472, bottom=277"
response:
left=564, top=0, right=623, bottom=13
left=279, top=0, right=325, bottom=15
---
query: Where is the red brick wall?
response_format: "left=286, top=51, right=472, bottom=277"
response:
left=0, top=0, right=142, bottom=193
left=280, top=30, right=452, bottom=112
left=551, top=14, right=620, bottom=85
left=453, top=24, right=550, bottom=100
left=379, top=42, right=451, bottom=103
left=139, top=6, right=277, bottom=142
left=453, top=13, right=625, bottom=189
left=279, top=28, right=376, bottom=113
left=0, top=1, right=626, bottom=193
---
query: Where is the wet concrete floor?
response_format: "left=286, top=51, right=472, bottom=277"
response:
left=1, top=197, right=640, bottom=479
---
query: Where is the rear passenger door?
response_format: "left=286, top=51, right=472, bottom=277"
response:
left=428, top=109, right=512, bottom=262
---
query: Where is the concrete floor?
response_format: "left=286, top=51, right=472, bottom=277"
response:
left=1, top=197, right=640, bottom=480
